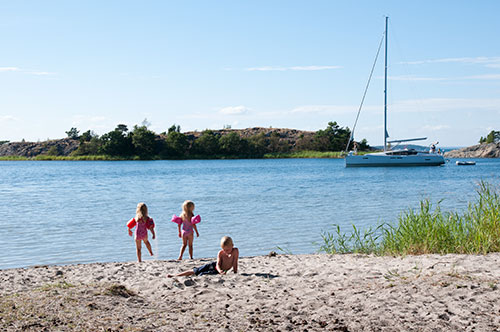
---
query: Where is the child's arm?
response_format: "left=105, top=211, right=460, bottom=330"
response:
left=150, top=228, right=156, bottom=239
left=193, top=224, right=199, bottom=237
left=127, top=218, right=136, bottom=237
left=177, top=224, right=181, bottom=238
left=216, top=251, right=226, bottom=275
left=232, top=248, right=239, bottom=273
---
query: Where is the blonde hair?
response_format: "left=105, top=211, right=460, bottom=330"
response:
left=180, top=200, right=195, bottom=221
left=220, top=236, right=233, bottom=248
left=136, top=202, right=148, bottom=222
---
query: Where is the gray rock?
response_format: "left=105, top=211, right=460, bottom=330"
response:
left=444, top=143, right=500, bottom=158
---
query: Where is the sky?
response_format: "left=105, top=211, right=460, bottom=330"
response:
left=1, top=1, right=499, bottom=147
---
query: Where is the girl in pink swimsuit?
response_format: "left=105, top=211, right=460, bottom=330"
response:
left=127, top=202, right=155, bottom=262
left=171, top=200, right=200, bottom=260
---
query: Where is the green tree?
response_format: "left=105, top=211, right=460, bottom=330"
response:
left=192, top=130, right=220, bottom=156
left=268, top=131, right=290, bottom=153
left=313, top=121, right=351, bottom=151
left=168, top=124, right=181, bottom=134
left=100, top=125, right=133, bottom=156
left=219, top=132, right=248, bottom=156
left=247, top=132, right=268, bottom=156
left=294, top=134, right=315, bottom=151
left=131, top=125, right=157, bottom=158
left=72, top=131, right=101, bottom=156
left=65, top=127, right=80, bottom=139
left=164, top=131, right=189, bottom=158
left=79, top=130, right=95, bottom=143
left=480, top=130, right=500, bottom=144
left=358, top=138, right=370, bottom=151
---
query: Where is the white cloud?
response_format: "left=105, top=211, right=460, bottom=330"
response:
left=0, top=67, right=20, bottom=72
left=391, top=98, right=500, bottom=113
left=219, top=106, right=250, bottom=115
left=291, top=104, right=379, bottom=114
left=400, top=56, right=500, bottom=66
left=28, top=71, right=55, bottom=76
left=245, top=65, right=342, bottom=71
left=421, top=124, right=450, bottom=131
left=386, top=74, right=500, bottom=82
left=462, top=74, right=500, bottom=80
left=0, top=115, right=19, bottom=122
left=0, top=66, right=55, bottom=76
left=387, top=75, right=447, bottom=81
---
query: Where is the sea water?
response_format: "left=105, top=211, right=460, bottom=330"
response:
left=1, top=158, right=499, bottom=269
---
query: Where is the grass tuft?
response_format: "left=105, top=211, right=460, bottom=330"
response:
left=319, top=181, right=500, bottom=255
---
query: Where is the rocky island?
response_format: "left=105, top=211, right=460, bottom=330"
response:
left=445, top=143, right=500, bottom=158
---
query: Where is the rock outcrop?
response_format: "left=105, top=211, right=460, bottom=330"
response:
left=0, top=138, right=79, bottom=157
left=185, top=127, right=315, bottom=139
left=444, top=143, right=500, bottom=158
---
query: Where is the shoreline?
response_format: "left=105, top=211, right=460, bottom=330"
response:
left=1, top=253, right=499, bottom=331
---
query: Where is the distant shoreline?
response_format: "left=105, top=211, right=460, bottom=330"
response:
left=0, top=151, right=359, bottom=161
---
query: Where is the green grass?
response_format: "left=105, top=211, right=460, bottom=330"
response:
left=319, top=181, right=500, bottom=255
left=0, top=155, right=130, bottom=161
left=0, top=156, right=30, bottom=160
left=264, top=150, right=345, bottom=158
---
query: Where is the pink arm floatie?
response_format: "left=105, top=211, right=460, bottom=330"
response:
left=191, top=215, right=201, bottom=224
left=171, top=215, right=182, bottom=225
left=127, top=218, right=136, bottom=229
left=147, top=217, right=155, bottom=229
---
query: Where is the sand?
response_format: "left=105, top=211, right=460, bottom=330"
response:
left=1, top=253, right=500, bottom=331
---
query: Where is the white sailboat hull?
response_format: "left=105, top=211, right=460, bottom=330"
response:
left=345, top=152, right=445, bottom=167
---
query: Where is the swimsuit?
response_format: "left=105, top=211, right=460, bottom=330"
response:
left=127, top=217, right=154, bottom=241
left=193, top=262, right=217, bottom=276
left=171, top=214, right=201, bottom=237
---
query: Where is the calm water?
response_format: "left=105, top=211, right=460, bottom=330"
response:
left=1, top=158, right=499, bottom=269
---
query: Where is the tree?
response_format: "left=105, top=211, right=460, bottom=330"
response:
left=479, top=130, right=500, bottom=144
left=358, top=138, right=370, bottom=151
left=192, top=130, right=220, bottom=156
left=164, top=131, right=189, bottom=158
left=219, top=132, right=248, bottom=156
left=79, top=130, right=97, bottom=143
left=313, top=121, right=351, bottom=151
left=100, top=125, right=134, bottom=156
left=168, top=124, right=181, bottom=134
left=65, top=127, right=80, bottom=139
left=268, top=131, right=290, bottom=153
left=131, top=125, right=157, bottom=158
left=247, top=132, right=268, bottom=156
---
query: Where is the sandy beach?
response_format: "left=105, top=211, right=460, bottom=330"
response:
left=1, top=253, right=500, bottom=331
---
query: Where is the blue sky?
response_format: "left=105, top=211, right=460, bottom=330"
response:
left=1, top=1, right=499, bottom=146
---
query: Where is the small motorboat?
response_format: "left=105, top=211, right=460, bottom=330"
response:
left=456, top=161, right=476, bottom=166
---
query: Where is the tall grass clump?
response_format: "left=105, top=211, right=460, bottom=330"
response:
left=319, top=181, right=500, bottom=255
left=318, top=224, right=385, bottom=254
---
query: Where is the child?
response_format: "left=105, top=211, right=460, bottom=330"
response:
left=168, top=236, right=239, bottom=277
left=127, top=202, right=155, bottom=262
left=171, top=200, right=200, bottom=260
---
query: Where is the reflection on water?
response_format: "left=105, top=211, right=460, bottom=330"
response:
left=1, top=158, right=499, bottom=269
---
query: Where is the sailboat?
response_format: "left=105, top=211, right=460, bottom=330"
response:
left=345, top=17, right=445, bottom=167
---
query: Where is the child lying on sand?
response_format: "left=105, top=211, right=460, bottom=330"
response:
left=168, top=236, right=238, bottom=277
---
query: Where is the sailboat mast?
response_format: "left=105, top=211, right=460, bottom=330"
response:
left=384, top=16, right=388, bottom=152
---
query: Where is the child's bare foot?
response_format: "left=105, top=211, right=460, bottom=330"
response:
left=177, top=257, right=182, bottom=261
